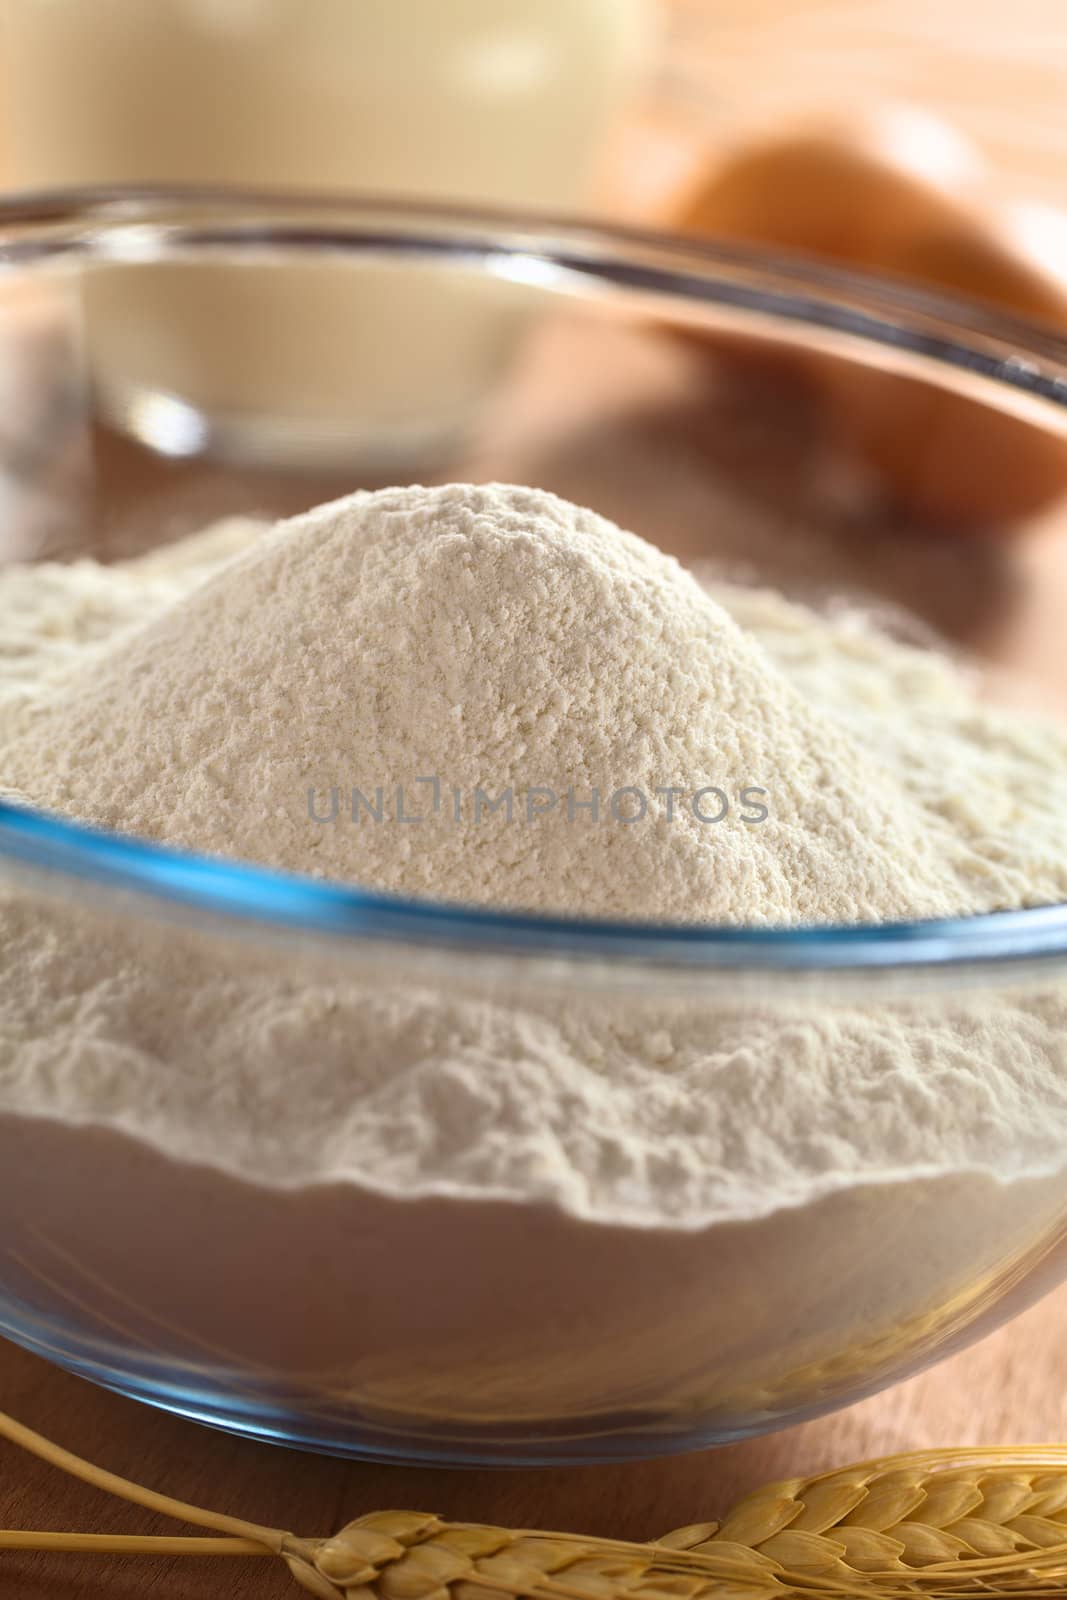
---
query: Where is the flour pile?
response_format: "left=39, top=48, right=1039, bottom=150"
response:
left=1, top=483, right=1067, bottom=1221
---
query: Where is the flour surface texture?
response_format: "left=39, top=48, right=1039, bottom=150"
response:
left=2, top=483, right=1067, bottom=1222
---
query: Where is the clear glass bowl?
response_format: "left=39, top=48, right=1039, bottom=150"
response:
left=2, top=189, right=1067, bottom=1466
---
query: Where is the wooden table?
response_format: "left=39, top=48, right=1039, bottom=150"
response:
left=2, top=1287, right=1067, bottom=1599
left=5, top=3, right=1067, bottom=1595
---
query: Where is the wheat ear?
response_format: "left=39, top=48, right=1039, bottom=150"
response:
left=5, top=1407, right=1067, bottom=1597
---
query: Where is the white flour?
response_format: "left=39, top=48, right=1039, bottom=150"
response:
left=1, top=484, right=1067, bottom=1225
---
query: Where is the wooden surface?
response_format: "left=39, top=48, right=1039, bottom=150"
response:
left=655, top=0, right=1067, bottom=206
left=2, top=1289, right=1067, bottom=1598
left=5, top=3, right=1067, bottom=1596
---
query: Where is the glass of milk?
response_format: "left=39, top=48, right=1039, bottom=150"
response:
left=2, top=0, right=651, bottom=467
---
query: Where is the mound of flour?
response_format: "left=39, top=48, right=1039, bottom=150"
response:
left=2, top=484, right=1067, bottom=1221
left=5, top=483, right=1067, bottom=924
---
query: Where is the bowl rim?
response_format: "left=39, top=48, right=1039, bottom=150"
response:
left=2, top=185, right=1067, bottom=977
left=5, top=798, right=1067, bottom=976
left=3, top=184, right=1067, bottom=386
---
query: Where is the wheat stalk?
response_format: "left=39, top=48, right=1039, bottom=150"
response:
left=671, top=1447, right=1067, bottom=1596
left=5, top=1407, right=1067, bottom=1598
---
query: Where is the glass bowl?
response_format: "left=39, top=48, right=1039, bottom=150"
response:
left=1, top=189, right=1067, bottom=1467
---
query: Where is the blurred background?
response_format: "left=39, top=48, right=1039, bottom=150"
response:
left=643, top=0, right=1067, bottom=209
left=4, top=0, right=1067, bottom=211
left=4, top=0, right=1067, bottom=648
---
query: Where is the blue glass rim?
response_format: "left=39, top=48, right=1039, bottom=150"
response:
left=4, top=799, right=1067, bottom=975
left=1, top=187, right=1066, bottom=977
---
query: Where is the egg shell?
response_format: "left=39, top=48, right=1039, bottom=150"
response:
left=823, top=201, right=1067, bottom=529
left=669, top=107, right=1067, bottom=531
left=666, top=106, right=982, bottom=411
left=673, top=105, right=984, bottom=267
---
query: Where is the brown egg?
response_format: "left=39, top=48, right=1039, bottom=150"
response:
left=823, top=202, right=1067, bottom=529
left=670, top=108, right=1067, bottom=530
left=673, top=105, right=984, bottom=268
left=666, top=106, right=983, bottom=414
